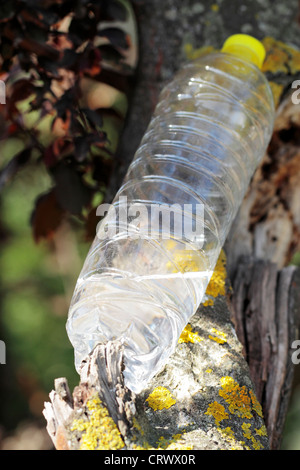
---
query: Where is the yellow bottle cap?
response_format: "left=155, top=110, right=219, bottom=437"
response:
left=221, top=34, right=266, bottom=69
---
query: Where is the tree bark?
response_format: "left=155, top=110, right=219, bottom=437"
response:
left=231, top=259, right=300, bottom=450
left=44, top=0, right=300, bottom=451
left=43, top=256, right=300, bottom=451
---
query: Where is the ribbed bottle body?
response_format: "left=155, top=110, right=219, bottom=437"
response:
left=67, top=53, right=274, bottom=393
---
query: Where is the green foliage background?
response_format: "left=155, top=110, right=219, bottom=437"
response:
left=0, top=161, right=87, bottom=441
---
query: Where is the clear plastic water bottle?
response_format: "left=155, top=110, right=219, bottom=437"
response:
left=66, top=34, right=275, bottom=393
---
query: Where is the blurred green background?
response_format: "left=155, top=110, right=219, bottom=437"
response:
left=0, top=157, right=300, bottom=450
left=0, top=161, right=89, bottom=449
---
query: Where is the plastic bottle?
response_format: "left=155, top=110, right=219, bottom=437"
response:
left=66, top=34, right=275, bottom=393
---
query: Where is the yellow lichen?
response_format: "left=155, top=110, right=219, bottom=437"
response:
left=208, top=328, right=227, bottom=344
left=241, top=422, right=252, bottom=440
left=169, top=251, right=200, bottom=273
left=157, top=433, right=193, bottom=450
left=262, top=37, right=300, bottom=76
left=132, top=432, right=193, bottom=451
left=216, top=426, right=245, bottom=450
left=241, top=423, right=264, bottom=450
left=221, top=426, right=235, bottom=440
left=146, top=386, right=176, bottom=411
left=132, top=416, right=144, bottom=437
left=204, top=378, right=267, bottom=450
left=71, top=395, right=125, bottom=450
left=211, top=3, right=219, bottom=12
left=255, top=425, right=268, bottom=437
left=178, top=323, right=203, bottom=344
left=184, top=43, right=217, bottom=61
left=167, top=248, right=227, bottom=309
left=252, top=438, right=264, bottom=451
left=203, top=250, right=227, bottom=307
left=165, top=442, right=193, bottom=450
left=206, top=368, right=213, bottom=373
left=219, top=377, right=252, bottom=419
left=205, top=401, right=229, bottom=426
left=250, top=389, right=264, bottom=418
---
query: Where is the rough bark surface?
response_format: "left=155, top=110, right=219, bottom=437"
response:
left=44, top=283, right=272, bottom=451
left=43, top=257, right=300, bottom=451
left=231, top=260, right=300, bottom=450
left=44, top=0, right=300, bottom=451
